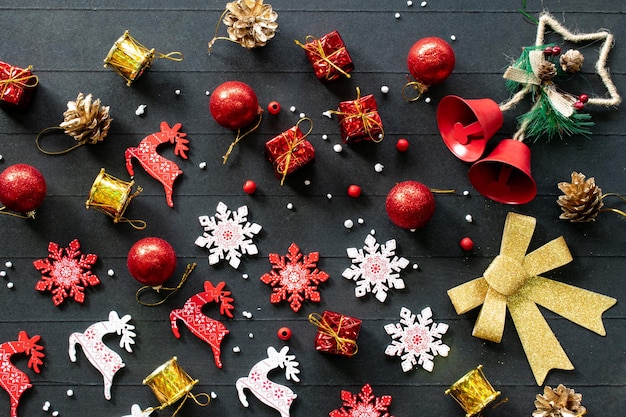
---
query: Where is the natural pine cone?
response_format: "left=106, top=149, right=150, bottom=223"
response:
left=560, top=49, right=584, bottom=73
left=217, top=0, right=278, bottom=49
left=59, top=93, right=112, bottom=145
left=557, top=172, right=604, bottom=222
left=533, top=384, right=586, bottom=417
left=537, top=61, right=557, bottom=81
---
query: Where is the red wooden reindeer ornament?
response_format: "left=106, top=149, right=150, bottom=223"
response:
left=125, top=122, right=189, bottom=208
left=170, top=281, right=234, bottom=368
left=0, top=331, right=45, bottom=417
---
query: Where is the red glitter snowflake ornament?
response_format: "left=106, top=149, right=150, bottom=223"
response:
left=330, top=384, right=394, bottom=417
left=261, top=243, right=329, bottom=312
left=33, top=239, right=100, bottom=306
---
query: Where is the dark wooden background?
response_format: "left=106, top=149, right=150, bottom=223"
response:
left=0, top=1, right=624, bottom=416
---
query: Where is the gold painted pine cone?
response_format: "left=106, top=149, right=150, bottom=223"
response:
left=533, top=384, right=586, bottom=417
left=60, top=93, right=112, bottom=144
left=221, top=0, right=278, bottom=49
left=557, top=172, right=604, bottom=222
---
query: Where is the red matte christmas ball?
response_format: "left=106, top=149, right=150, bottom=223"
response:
left=127, top=237, right=177, bottom=287
left=0, top=163, right=47, bottom=213
left=407, top=37, right=455, bottom=86
left=209, top=81, right=261, bottom=130
left=385, top=180, right=435, bottom=229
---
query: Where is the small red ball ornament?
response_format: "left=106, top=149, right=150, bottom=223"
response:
left=243, top=179, right=257, bottom=194
left=385, top=180, right=435, bottom=229
left=267, top=101, right=281, bottom=115
left=347, top=184, right=362, bottom=198
left=0, top=163, right=47, bottom=213
left=460, top=237, right=474, bottom=251
left=396, top=138, right=410, bottom=152
left=407, top=37, right=455, bottom=86
left=277, top=327, right=292, bottom=341
left=127, top=237, right=177, bottom=287
left=209, top=81, right=261, bottom=130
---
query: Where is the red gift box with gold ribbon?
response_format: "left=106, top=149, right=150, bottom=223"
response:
left=335, top=88, right=384, bottom=143
left=310, top=311, right=361, bottom=357
left=0, top=61, right=38, bottom=109
left=265, top=120, right=315, bottom=184
left=296, top=31, right=354, bottom=83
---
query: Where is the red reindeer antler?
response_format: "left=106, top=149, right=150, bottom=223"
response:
left=203, top=281, right=235, bottom=318
left=17, top=331, right=45, bottom=373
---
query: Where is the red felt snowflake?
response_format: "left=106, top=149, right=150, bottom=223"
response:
left=330, top=384, right=394, bottom=417
left=33, top=239, right=100, bottom=306
left=260, top=242, right=329, bottom=312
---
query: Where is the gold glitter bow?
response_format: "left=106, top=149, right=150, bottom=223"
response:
left=294, top=35, right=352, bottom=80
left=308, top=313, right=358, bottom=356
left=0, top=65, right=38, bottom=99
left=447, top=212, right=616, bottom=386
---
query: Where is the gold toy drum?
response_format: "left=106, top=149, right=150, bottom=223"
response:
left=104, top=30, right=155, bottom=86
left=143, top=357, right=199, bottom=408
left=86, top=168, right=140, bottom=223
left=445, top=365, right=501, bottom=417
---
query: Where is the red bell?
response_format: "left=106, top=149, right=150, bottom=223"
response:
left=437, top=96, right=503, bottom=162
left=468, top=139, right=536, bottom=205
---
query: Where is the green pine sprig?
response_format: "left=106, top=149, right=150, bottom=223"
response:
left=517, top=89, right=594, bottom=142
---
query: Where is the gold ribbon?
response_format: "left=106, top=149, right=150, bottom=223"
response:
left=273, top=117, right=313, bottom=185
left=308, top=313, right=358, bottom=356
left=0, top=65, right=38, bottom=100
left=401, top=74, right=429, bottom=102
left=503, top=48, right=575, bottom=118
left=329, top=87, right=384, bottom=143
left=295, top=35, right=352, bottom=80
left=136, top=263, right=196, bottom=307
left=447, top=212, right=616, bottom=386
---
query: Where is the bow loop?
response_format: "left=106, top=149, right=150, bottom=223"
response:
left=448, top=212, right=616, bottom=385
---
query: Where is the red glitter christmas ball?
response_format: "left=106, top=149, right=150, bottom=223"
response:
left=209, top=81, right=261, bottom=130
left=407, top=37, right=455, bottom=86
left=385, top=180, right=435, bottom=229
left=127, top=237, right=177, bottom=287
left=0, top=163, right=47, bottom=213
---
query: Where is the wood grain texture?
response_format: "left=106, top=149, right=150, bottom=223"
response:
left=0, top=1, right=624, bottom=416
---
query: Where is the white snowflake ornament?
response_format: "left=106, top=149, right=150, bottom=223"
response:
left=195, top=202, right=262, bottom=269
left=342, top=232, right=409, bottom=302
left=384, top=306, right=450, bottom=372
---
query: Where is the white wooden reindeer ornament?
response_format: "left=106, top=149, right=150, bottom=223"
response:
left=69, top=311, right=136, bottom=400
left=236, top=346, right=300, bottom=417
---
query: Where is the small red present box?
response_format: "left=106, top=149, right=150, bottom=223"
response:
left=335, top=89, right=384, bottom=143
left=0, top=61, right=38, bottom=109
left=265, top=122, right=315, bottom=184
left=296, top=31, right=353, bottom=83
left=310, top=311, right=361, bottom=357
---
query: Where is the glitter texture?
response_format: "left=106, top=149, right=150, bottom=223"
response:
left=447, top=212, right=617, bottom=385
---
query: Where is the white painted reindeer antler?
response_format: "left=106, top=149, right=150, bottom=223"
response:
left=277, top=346, right=300, bottom=382
left=108, top=311, right=136, bottom=353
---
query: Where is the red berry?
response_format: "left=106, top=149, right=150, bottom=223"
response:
left=574, top=101, right=585, bottom=110
left=0, top=164, right=47, bottom=213
left=396, top=138, right=410, bottom=152
left=243, top=180, right=257, bottom=194
left=209, top=81, right=260, bottom=130
left=127, top=237, right=177, bottom=287
left=347, top=184, right=362, bottom=198
left=267, top=101, right=281, bottom=115
left=277, top=327, right=292, bottom=341
left=407, top=37, right=455, bottom=86
left=385, top=181, right=435, bottom=229
left=460, top=237, right=474, bottom=251
left=579, top=94, right=589, bottom=103
left=543, top=46, right=554, bottom=55
left=552, top=46, right=562, bottom=55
